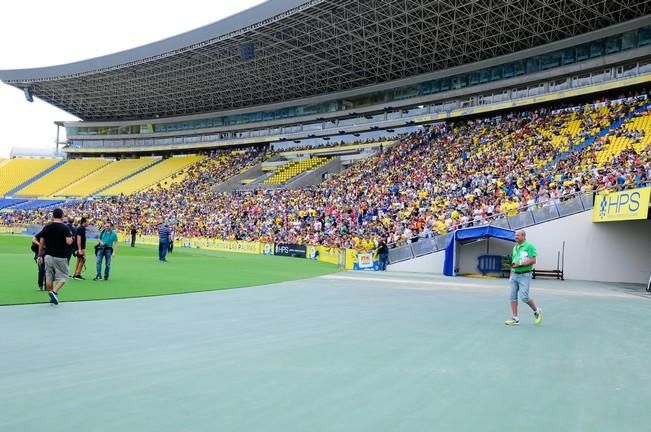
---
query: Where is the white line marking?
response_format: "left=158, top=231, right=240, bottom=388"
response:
left=321, top=274, right=637, bottom=299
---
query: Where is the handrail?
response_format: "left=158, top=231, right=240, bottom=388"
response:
left=386, top=180, right=650, bottom=263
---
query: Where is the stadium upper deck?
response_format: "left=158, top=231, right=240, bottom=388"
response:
left=1, top=1, right=651, bottom=156
left=2, top=0, right=651, bottom=120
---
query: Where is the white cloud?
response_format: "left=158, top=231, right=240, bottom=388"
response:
left=0, top=0, right=266, bottom=158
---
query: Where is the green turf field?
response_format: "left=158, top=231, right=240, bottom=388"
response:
left=0, top=234, right=339, bottom=305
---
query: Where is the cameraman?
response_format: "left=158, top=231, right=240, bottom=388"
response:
left=65, top=216, right=77, bottom=265
left=72, top=217, right=89, bottom=280
left=31, top=230, right=45, bottom=290
left=94, top=221, right=118, bottom=281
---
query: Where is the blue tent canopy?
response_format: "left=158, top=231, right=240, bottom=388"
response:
left=443, top=226, right=516, bottom=276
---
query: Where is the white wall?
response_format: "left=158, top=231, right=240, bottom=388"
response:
left=388, top=211, right=651, bottom=284
left=388, top=250, right=445, bottom=273
left=526, top=211, right=650, bottom=284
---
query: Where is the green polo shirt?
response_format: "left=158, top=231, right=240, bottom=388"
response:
left=512, top=241, right=537, bottom=273
left=99, top=230, right=118, bottom=248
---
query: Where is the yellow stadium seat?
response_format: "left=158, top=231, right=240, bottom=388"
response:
left=263, top=157, right=330, bottom=185
left=15, top=158, right=112, bottom=197
left=0, top=158, right=60, bottom=196
left=100, top=155, right=205, bottom=196
left=55, top=158, right=160, bottom=197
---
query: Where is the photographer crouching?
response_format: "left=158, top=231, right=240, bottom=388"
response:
left=94, top=221, right=118, bottom=281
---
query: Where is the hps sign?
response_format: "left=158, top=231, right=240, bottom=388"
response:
left=593, top=187, right=650, bottom=222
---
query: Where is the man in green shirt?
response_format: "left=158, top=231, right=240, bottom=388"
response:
left=95, top=221, right=118, bottom=281
left=505, top=230, right=543, bottom=326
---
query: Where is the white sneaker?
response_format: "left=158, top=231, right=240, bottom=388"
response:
left=505, top=318, right=520, bottom=326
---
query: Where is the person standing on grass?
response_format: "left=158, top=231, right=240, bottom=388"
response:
left=158, top=222, right=171, bottom=262
left=72, top=217, right=88, bottom=280
left=505, top=229, right=543, bottom=326
left=130, top=226, right=137, bottom=247
left=31, top=230, right=45, bottom=291
left=37, top=208, right=73, bottom=305
left=168, top=227, right=174, bottom=254
left=94, top=221, right=118, bottom=281
left=64, top=216, right=76, bottom=265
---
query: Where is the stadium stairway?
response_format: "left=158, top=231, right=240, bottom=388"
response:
left=92, top=158, right=163, bottom=196
left=3, top=159, right=66, bottom=197
left=544, top=100, right=651, bottom=170
left=213, top=164, right=267, bottom=192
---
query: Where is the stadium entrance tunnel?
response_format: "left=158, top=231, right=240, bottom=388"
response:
left=443, top=226, right=515, bottom=277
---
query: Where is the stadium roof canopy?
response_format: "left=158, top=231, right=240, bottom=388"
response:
left=1, top=0, right=650, bottom=121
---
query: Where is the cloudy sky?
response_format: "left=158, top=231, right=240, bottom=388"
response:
left=0, top=0, right=265, bottom=158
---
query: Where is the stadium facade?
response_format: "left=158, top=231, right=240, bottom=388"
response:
left=1, top=0, right=651, bottom=156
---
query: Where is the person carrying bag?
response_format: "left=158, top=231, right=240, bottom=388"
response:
left=94, top=221, right=118, bottom=281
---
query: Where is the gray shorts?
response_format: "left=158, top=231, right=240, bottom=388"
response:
left=510, top=271, right=532, bottom=302
left=45, top=255, right=69, bottom=283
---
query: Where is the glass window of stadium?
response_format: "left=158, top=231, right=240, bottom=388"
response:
left=468, top=72, right=480, bottom=86
left=590, top=40, right=603, bottom=58
left=576, top=44, right=590, bottom=62
left=621, top=31, right=638, bottom=50
left=562, top=48, right=575, bottom=65
left=514, top=61, right=525, bottom=76
left=605, top=36, right=622, bottom=54
left=640, top=27, right=651, bottom=46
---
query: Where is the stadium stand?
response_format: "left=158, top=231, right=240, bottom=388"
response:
left=54, top=157, right=160, bottom=197
left=14, top=158, right=111, bottom=197
left=99, top=155, right=205, bottom=196
left=0, top=158, right=59, bottom=196
left=152, top=151, right=256, bottom=190
left=594, top=107, right=651, bottom=166
left=2, top=95, right=648, bottom=250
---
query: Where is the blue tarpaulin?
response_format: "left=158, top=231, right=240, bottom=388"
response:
left=443, top=226, right=516, bottom=276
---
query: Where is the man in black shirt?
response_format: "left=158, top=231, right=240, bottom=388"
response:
left=72, top=217, right=88, bottom=280
left=130, top=226, right=137, bottom=247
left=31, top=230, right=45, bottom=290
left=37, top=208, right=73, bottom=305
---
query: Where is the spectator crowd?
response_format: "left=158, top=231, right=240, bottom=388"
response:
left=2, top=94, right=650, bottom=251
